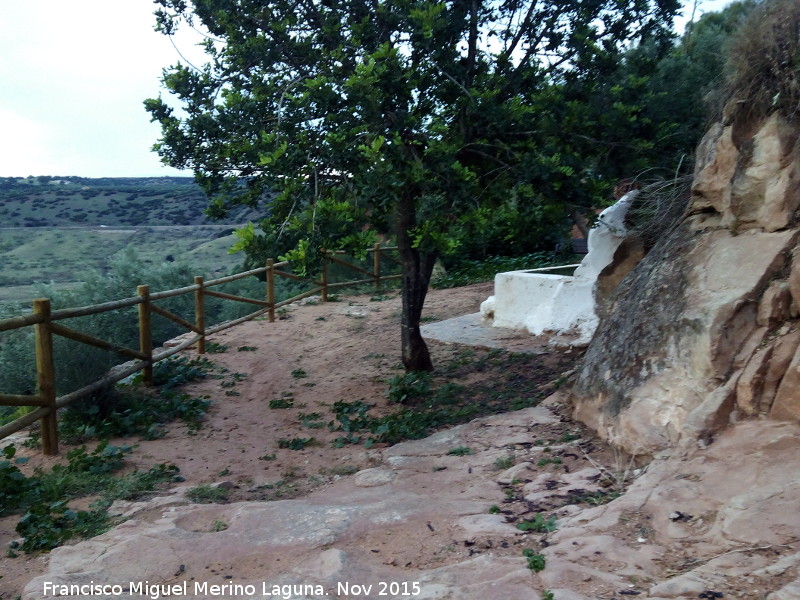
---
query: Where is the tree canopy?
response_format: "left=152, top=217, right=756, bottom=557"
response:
left=146, top=0, right=679, bottom=371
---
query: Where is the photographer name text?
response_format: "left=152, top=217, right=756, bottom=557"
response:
left=43, top=580, right=422, bottom=599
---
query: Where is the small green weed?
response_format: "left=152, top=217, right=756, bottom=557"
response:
left=277, top=437, right=317, bottom=450
left=329, top=400, right=376, bottom=434
left=281, top=467, right=301, bottom=479
left=447, top=447, right=473, bottom=456
left=236, top=346, right=257, bottom=352
left=493, top=455, right=515, bottom=471
left=205, top=342, right=228, bottom=353
left=488, top=505, right=501, bottom=514
left=332, top=434, right=364, bottom=448
left=570, top=490, right=622, bottom=506
left=151, top=357, right=215, bottom=388
left=387, top=371, right=431, bottom=404
left=516, top=513, right=558, bottom=533
left=291, top=368, right=308, bottom=379
left=523, top=548, right=546, bottom=572
left=537, top=457, right=563, bottom=468
left=298, top=412, right=324, bottom=429
left=186, top=484, right=229, bottom=504
left=541, top=591, right=555, bottom=600
left=0, top=445, right=31, bottom=513
left=320, top=465, right=359, bottom=477
left=211, top=519, right=228, bottom=532
left=269, top=396, right=294, bottom=409
left=258, top=453, right=277, bottom=461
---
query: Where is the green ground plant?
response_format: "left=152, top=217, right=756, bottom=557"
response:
left=185, top=484, right=229, bottom=504
left=447, top=447, right=473, bottom=456
left=2, top=441, right=178, bottom=553
left=326, top=347, right=562, bottom=449
left=386, top=371, right=432, bottom=404
left=523, top=548, right=547, bottom=572
left=517, top=513, right=558, bottom=533
left=57, top=356, right=212, bottom=443
left=211, top=519, right=228, bottom=532
left=269, top=395, right=295, bottom=409
left=493, top=455, right=516, bottom=471
left=205, top=342, right=229, bottom=353
left=277, top=437, right=317, bottom=450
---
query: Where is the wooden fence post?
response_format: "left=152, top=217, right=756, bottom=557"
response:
left=266, top=259, right=275, bottom=323
left=137, top=285, right=153, bottom=386
left=33, top=299, right=58, bottom=455
left=194, top=276, right=206, bottom=354
left=373, top=243, right=381, bottom=291
left=321, top=250, right=329, bottom=302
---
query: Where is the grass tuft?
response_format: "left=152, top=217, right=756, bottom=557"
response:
left=724, top=0, right=800, bottom=121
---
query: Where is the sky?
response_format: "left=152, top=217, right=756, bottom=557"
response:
left=0, top=0, right=736, bottom=179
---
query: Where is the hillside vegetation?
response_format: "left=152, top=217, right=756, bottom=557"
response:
left=0, top=176, right=256, bottom=227
left=0, top=177, right=262, bottom=302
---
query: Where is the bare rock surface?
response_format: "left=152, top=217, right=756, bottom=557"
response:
left=19, top=409, right=800, bottom=600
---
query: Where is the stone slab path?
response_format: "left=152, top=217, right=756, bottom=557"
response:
left=21, top=403, right=800, bottom=600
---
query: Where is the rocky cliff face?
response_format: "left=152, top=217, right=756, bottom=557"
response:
left=572, top=110, right=800, bottom=456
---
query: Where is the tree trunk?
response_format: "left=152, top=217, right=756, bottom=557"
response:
left=396, top=193, right=435, bottom=372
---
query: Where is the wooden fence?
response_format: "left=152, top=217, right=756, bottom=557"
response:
left=0, top=245, right=401, bottom=455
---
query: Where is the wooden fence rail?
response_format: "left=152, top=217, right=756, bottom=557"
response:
left=0, top=244, right=400, bottom=454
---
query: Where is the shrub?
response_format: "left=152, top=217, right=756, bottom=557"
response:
left=724, top=0, right=800, bottom=121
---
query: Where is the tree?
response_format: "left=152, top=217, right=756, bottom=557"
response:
left=146, top=0, right=679, bottom=371
left=636, top=0, right=757, bottom=163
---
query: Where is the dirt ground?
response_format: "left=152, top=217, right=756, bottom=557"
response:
left=0, top=282, right=598, bottom=597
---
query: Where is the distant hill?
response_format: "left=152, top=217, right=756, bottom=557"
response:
left=0, top=176, right=269, bottom=303
left=0, top=176, right=259, bottom=227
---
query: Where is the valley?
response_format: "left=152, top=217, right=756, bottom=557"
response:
left=0, top=177, right=261, bottom=303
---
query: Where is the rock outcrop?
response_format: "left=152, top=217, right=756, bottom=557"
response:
left=572, top=110, right=800, bottom=456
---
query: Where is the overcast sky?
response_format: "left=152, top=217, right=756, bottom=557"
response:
left=0, top=1, right=735, bottom=179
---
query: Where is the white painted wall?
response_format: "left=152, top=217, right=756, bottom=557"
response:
left=480, top=191, right=638, bottom=346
